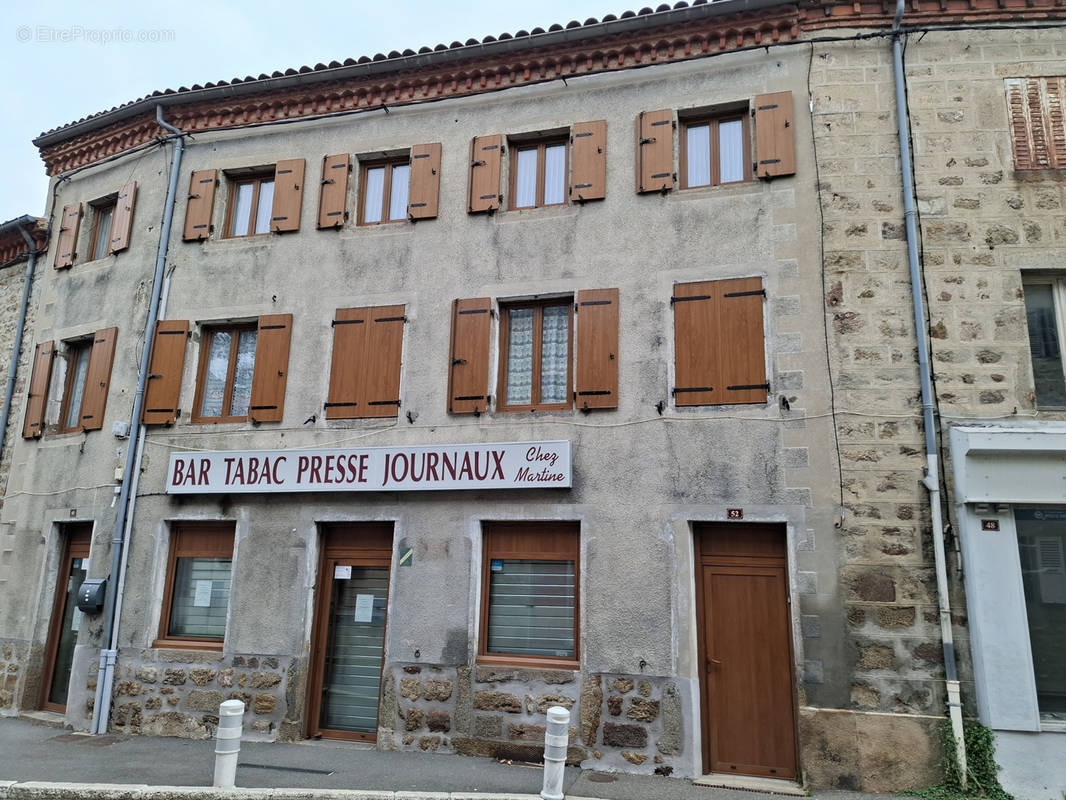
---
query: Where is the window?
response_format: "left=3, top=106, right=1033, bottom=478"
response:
left=359, top=158, right=410, bottom=225
left=479, top=522, right=579, bottom=668
left=58, top=340, right=91, bottom=433
left=191, top=314, right=293, bottom=424
left=1023, top=278, right=1066, bottom=407
left=158, top=523, right=234, bottom=649
left=510, top=139, right=567, bottom=209
left=226, top=175, right=274, bottom=237
left=498, top=299, right=573, bottom=412
left=22, top=328, right=117, bottom=438
left=672, top=277, right=768, bottom=407
left=206, top=160, right=304, bottom=240
left=54, top=203, right=82, bottom=268
left=326, top=305, right=406, bottom=418
left=1006, top=77, right=1066, bottom=170
left=680, top=113, right=751, bottom=188
left=89, top=201, right=115, bottom=261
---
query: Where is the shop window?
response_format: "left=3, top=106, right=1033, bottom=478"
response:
left=1006, top=77, right=1066, bottom=170
left=672, top=277, right=768, bottom=407
left=22, top=328, right=117, bottom=438
left=680, top=113, right=751, bottom=188
left=157, top=523, right=235, bottom=649
left=325, top=305, right=406, bottom=418
left=1023, top=278, right=1066, bottom=407
left=479, top=522, right=579, bottom=668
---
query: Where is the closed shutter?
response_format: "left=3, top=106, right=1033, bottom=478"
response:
left=271, top=158, right=305, bottom=233
left=754, top=91, right=795, bottom=178
left=249, top=314, right=292, bottom=423
left=716, top=277, right=768, bottom=404
left=570, top=120, right=607, bottom=202
left=23, top=342, right=55, bottom=438
left=326, top=307, right=368, bottom=419
left=635, top=110, right=674, bottom=193
left=1006, top=78, right=1066, bottom=170
left=108, top=181, right=137, bottom=254
left=408, top=142, right=442, bottom=220
left=672, top=281, right=716, bottom=407
left=183, top=169, right=217, bottom=241
left=79, top=327, right=118, bottom=431
left=575, top=288, right=619, bottom=410
left=448, top=297, right=492, bottom=414
left=363, top=305, right=406, bottom=418
left=468, top=135, right=503, bottom=213
left=54, top=203, right=82, bottom=268
left=317, top=154, right=350, bottom=229
left=143, top=320, right=189, bottom=425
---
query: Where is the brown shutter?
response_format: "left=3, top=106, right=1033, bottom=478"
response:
left=448, top=297, right=492, bottom=414
left=143, top=320, right=189, bottom=425
left=108, top=181, right=137, bottom=254
left=54, top=203, right=82, bottom=268
left=408, top=143, right=442, bottom=220
left=672, top=281, right=716, bottom=407
left=570, top=121, right=607, bottom=202
left=183, top=169, right=217, bottom=241
left=271, top=158, right=305, bottom=233
left=78, top=327, right=118, bottom=430
left=575, top=289, right=619, bottom=410
left=754, top=91, right=795, bottom=178
left=363, top=305, right=406, bottom=418
left=317, top=154, right=350, bottom=229
left=23, top=342, right=55, bottom=438
left=249, top=313, right=292, bottom=423
left=468, top=135, right=502, bottom=213
left=1007, top=78, right=1066, bottom=170
left=715, top=277, right=767, bottom=404
left=326, top=307, right=369, bottom=419
left=635, top=110, right=674, bottom=194
left=1049, top=78, right=1066, bottom=170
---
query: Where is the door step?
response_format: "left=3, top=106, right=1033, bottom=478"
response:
left=18, top=710, right=68, bottom=729
left=694, top=773, right=806, bottom=796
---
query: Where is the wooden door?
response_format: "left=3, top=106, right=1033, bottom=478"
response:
left=696, top=523, right=797, bottom=779
left=307, top=523, right=392, bottom=741
left=41, top=523, right=92, bottom=711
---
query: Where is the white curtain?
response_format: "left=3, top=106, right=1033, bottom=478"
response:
left=540, top=305, right=569, bottom=404
left=506, top=308, right=534, bottom=405
left=254, top=180, right=274, bottom=233
left=543, top=144, right=566, bottom=205
left=686, top=124, right=711, bottom=187
left=230, top=183, right=253, bottom=236
left=229, top=330, right=257, bottom=416
left=719, top=119, right=745, bottom=183
left=515, top=148, right=538, bottom=208
left=389, top=164, right=410, bottom=221
left=363, top=167, right=385, bottom=223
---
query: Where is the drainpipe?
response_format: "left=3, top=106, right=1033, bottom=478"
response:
left=0, top=219, right=41, bottom=466
left=891, top=1, right=967, bottom=786
left=91, top=106, right=185, bottom=734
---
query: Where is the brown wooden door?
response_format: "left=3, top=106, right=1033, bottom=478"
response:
left=41, top=523, right=93, bottom=712
left=307, top=524, right=393, bottom=741
left=696, top=523, right=797, bottom=779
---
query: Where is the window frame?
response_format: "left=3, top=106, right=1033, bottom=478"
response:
left=224, top=173, right=275, bottom=238
left=57, top=338, right=93, bottom=434
left=496, top=297, right=574, bottom=413
left=88, top=199, right=116, bottom=261
left=478, top=521, right=580, bottom=670
left=357, top=156, right=411, bottom=226
left=1023, top=276, right=1066, bottom=409
left=679, top=112, right=753, bottom=190
left=155, top=523, right=235, bottom=651
left=508, top=137, right=570, bottom=210
left=191, top=323, right=259, bottom=424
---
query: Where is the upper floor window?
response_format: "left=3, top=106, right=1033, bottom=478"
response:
left=195, top=324, right=258, bottom=421
left=185, top=162, right=304, bottom=241
left=53, top=182, right=137, bottom=268
left=58, top=339, right=92, bottom=434
left=680, top=113, right=751, bottom=188
left=1023, top=277, right=1066, bottom=408
left=226, top=175, right=275, bottom=237
left=498, top=299, right=573, bottom=412
left=89, top=200, right=116, bottom=261
left=510, top=139, right=568, bottom=209
left=359, top=158, right=410, bottom=225
left=1006, top=78, right=1066, bottom=170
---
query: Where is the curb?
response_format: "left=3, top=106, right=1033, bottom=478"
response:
left=0, top=783, right=601, bottom=800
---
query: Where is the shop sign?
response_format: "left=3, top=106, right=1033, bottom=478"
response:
left=166, top=440, right=571, bottom=494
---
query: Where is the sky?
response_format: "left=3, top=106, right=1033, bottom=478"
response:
left=0, top=0, right=632, bottom=223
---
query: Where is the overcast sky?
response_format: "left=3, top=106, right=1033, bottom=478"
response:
left=1, top=0, right=630, bottom=223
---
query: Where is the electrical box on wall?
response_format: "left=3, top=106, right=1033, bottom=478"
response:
left=112, top=420, right=130, bottom=438
left=76, top=578, right=107, bottom=614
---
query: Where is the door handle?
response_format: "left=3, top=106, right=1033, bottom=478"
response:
left=706, top=657, right=721, bottom=671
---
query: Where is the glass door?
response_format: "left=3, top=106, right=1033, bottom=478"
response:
left=41, top=524, right=92, bottom=712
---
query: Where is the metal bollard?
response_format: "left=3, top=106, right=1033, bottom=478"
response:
left=541, top=705, right=570, bottom=800
left=213, top=699, right=245, bottom=788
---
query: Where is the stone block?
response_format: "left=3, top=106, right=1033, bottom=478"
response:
left=253, top=693, right=276, bottom=715
left=603, top=723, right=647, bottom=748
left=611, top=678, right=634, bottom=693
left=162, top=669, right=187, bottom=685
left=427, top=709, right=451, bottom=732
left=508, top=723, right=546, bottom=741
left=250, top=672, right=281, bottom=689
left=475, top=715, right=501, bottom=738
left=622, top=751, right=648, bottom=765
left=189, top=668, right=216, bottom=686
left=401, top=677, right=422, bottom=699
left=186, top=689, right=223, bottom=712
left=531, top=693, right=574, bottom=713
left=115, top=680, right=141, bottom=696
left=135, top=666, right=158, bottom=684
left=474, top=690, right=521, bottom=713
left=607, top=696, right=622, bottom=716
left=627, top=698, right=660, bottom=722
left=419, top=735, right=442, bottom=751
left=579, top=674, right=602, bottom=747
left=218, top=668, right=234, bottom=687
left=423, top=678, right=452, bottom=701
left=405, top=707, right=424, bottom=731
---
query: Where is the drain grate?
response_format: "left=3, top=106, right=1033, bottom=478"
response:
left=238, top=763, right=334, bottom=775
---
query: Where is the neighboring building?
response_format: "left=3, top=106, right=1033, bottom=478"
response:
left=0, top=1, right=1063, bottom=795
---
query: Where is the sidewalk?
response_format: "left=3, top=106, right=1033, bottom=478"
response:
left=0, top=716, right=888, bottom=800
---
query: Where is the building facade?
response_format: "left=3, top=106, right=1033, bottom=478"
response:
left=1, top=1, right=1064, bottom=795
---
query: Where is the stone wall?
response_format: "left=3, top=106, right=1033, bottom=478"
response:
left=0, top=256, right=37, bottom=504
left=0, top=640, right=29, bottom=712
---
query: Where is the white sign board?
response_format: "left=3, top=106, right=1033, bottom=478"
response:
left=166, top=441, right=571, bottom=494
left=194, top=580, right=213, bottom=607
left=334, top=565, right=352, bottom=580
left=354, top=594, right=374, bottom=623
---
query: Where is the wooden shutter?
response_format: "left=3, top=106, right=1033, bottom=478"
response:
left=364, top=305, right=406, bottom=417
left=317, top=154, right=350, bottom=229
left=54, top=203, right=82, bottom=268
left=448, top=298, right=492, bottom=414
left=672, top=281, right=716, bottom=407
left=249, top=313, right=292, bottom=423
left=575, top=288, right=619, bottom=410
left=78, top=327, right=118, bottom=431
left=108, top=181, right=137, bottom=254
left=408, top=143, right=442, bottom=220
left=271, top=158, right=305, bottom=233
left=23, top=342, right=55, bottom=438
left=183, top=169, right=217, bottom=241
left=754, top=91, right=795, bottom=178
left=143, top=320, right=189, bottom=425
left=571, top=121, right=607, bottom=202
left=635, top=110, right=674, bottom=194
left=468, top=135, right=503, bottom=213
left=326, top=307, right=369, bottom=419
left=1006, top=78, right=1066, bottom=170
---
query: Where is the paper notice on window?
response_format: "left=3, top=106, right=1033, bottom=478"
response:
left=334, top=565, right=352, bottom=580
left=354, top=593, right=374, bottom=623
left=71, top=609, right=83, bottom=632
left=194, top=580, right=213, bottom=607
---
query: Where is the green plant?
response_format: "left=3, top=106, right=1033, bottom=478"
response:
left=904, top=717, right=1013, bottom=800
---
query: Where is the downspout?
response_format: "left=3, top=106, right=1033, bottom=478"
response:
left=92, top=106, right=185, bottom=734
left=891, top=0, right=968, bottom=786
left=0, top=221, right=40, bottom=465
